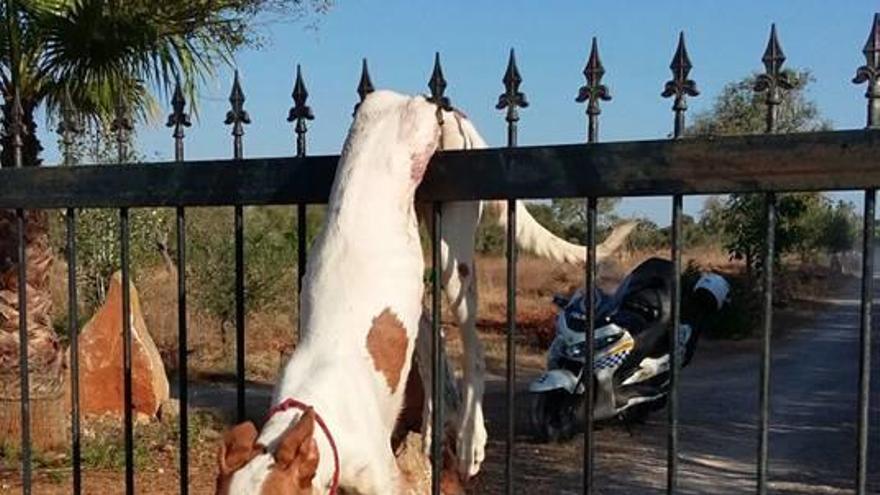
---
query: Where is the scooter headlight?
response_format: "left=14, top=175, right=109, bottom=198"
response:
left=564, top=341, right=586, bottom=359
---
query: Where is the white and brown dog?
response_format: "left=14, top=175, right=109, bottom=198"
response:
left=216, top=90, right=442, bottom=494
left=215, top=91, right=634, bottom=494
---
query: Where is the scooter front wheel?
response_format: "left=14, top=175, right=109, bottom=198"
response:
left=530, top=390, right=580, bottom=443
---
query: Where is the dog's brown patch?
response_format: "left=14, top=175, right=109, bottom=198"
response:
left=366, top=308, right=409, bottom=393
left=457, top=262, right=470, bottom=278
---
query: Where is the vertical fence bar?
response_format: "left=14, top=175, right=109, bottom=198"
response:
left=58, top=99, right=82, bottom=495
left=5, top=1, right=30, bottom=492
left=856, top=188, right=874, bottom=495
left=576, top=36, right=610, bottom=494
left=295, top=206, right=306, bottom=331
left=16, top=209, right=29, bottom=495
left=234, top=205, right=245, bottom=420
left=288, top=65, right=314, bottom=338
left=57, top=92, right=83, bottom=492
left=430, top=201, right=443, bottom=495
left=757, top=193, right=776, bottom=495
left=853, top=13, right=879, bottom=494
left=753, top=24, right=791, bottom=495
left=66, top=209, right=81, bottom=495
left=120, top=207, right=134, bottom=495
left=661, top=31, right=698, bottom=494
left=496, top=48, right=527, bottom=494
left=226, top=71, right=250, bottom=421
left=427, top=52, right=451, bottom=495
left=584, top=194, right=597, bottom=487
left=667, top=195, right=683, bottom=493
left=167, top=79, right=191, bottom=494
left=111, top=93, right=136, bottom=495
left=176, top=207, right=189, bottom=489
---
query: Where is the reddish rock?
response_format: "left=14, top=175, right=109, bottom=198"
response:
left=77, top=272, right=169, bottom=417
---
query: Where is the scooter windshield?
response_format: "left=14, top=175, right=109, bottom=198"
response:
left=564, top=287, right=614, bottom=334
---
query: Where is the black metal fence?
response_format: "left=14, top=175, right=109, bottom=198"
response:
left=4, top=12, right=880, bottom=495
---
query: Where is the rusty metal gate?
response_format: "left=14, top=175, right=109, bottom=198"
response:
left=2, top=11, right=879, bottom=495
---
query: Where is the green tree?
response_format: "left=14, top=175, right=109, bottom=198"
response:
left=818, top=200, right=858, bottom=255
left=716, top=193, right=828, bottom=272
left=626, top=218, right=666, bottom=251
left=699, top=196, right=728, bottom=242
left=187, top=203, right=323, bottom=344
left=621, top=214, right=711, bottom=252
left=689, top=69, right=830, bottom=136
left=688, top=69, right=833, bottom=276
left=549, top=197, right=621, bottom=243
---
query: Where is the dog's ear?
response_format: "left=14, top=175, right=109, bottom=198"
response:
left=273, top=409, right=320, bottom=488
left=218, top=421, right=260, bottom=475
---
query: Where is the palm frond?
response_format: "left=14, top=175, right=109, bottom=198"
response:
left=1, top=0, right=331, bottom=127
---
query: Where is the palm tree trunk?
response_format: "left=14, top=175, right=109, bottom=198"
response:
left=0, top=97, right=67, bottom=451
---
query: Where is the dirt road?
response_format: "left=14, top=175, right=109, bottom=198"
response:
left=473, top=278, right=880, bottom=494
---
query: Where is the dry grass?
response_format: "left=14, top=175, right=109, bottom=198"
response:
left=137, top=267, right=297, bottom=382
left=0, top=409, right=225, bottom=494
left=57, top=245, right=745, bottom=382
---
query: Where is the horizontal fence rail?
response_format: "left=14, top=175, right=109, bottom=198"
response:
left=0, top=129, right=878, bottom=208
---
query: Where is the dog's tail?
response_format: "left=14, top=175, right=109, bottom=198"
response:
left=441, top=109, right=635, bottom=265
left=483, top=201, right=636, bottom=265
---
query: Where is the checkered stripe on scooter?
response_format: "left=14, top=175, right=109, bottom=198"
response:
left=594, top=350, right=630, bottom=371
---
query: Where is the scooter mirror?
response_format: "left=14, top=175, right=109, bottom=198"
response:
left=552, top=294, right=569, bottom=308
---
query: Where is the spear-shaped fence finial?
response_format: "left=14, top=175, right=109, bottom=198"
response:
left=496, top=48, right=529, bottom=146
left=166, top=79, right=191, bottom=161
left=225, top=70, right=251, bottom=159
left=287, top=64, right=315, bottom=157
left=576, top=37, right=612, bottom=143
left=754, top=24, right=794, bottom=133
left=661, top=32, right=699, bottom=138
left=427, top=52, right=452, bottom=126
left=354, top=58, right=375, bottom=116
left=854, top=13, right=880, bottom=128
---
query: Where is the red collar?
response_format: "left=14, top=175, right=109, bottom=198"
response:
left=265, top=398, right=340, bottom=495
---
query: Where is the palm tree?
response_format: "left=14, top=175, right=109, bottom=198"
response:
left=0, top=0, right=330, bottom=449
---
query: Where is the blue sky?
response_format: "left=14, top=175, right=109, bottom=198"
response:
left=39, top=0, right=879, bottom=224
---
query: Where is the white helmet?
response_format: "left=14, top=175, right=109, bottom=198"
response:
left=693, top=273, right=730, bottom=310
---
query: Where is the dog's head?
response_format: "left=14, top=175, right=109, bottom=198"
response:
left=216, top=410, right=319, bottom=495
left=345, top=90, right=441, bottom=197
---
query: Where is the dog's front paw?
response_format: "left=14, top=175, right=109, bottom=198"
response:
left=456, top=408, right=487, bottom=480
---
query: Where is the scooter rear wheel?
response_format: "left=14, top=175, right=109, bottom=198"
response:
left=530, top=390, right=579, bottom=443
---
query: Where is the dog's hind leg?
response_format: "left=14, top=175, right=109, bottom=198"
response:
left=413, top=313, right=461, bottom=456
left=437, top=201, right=487, bottom=480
